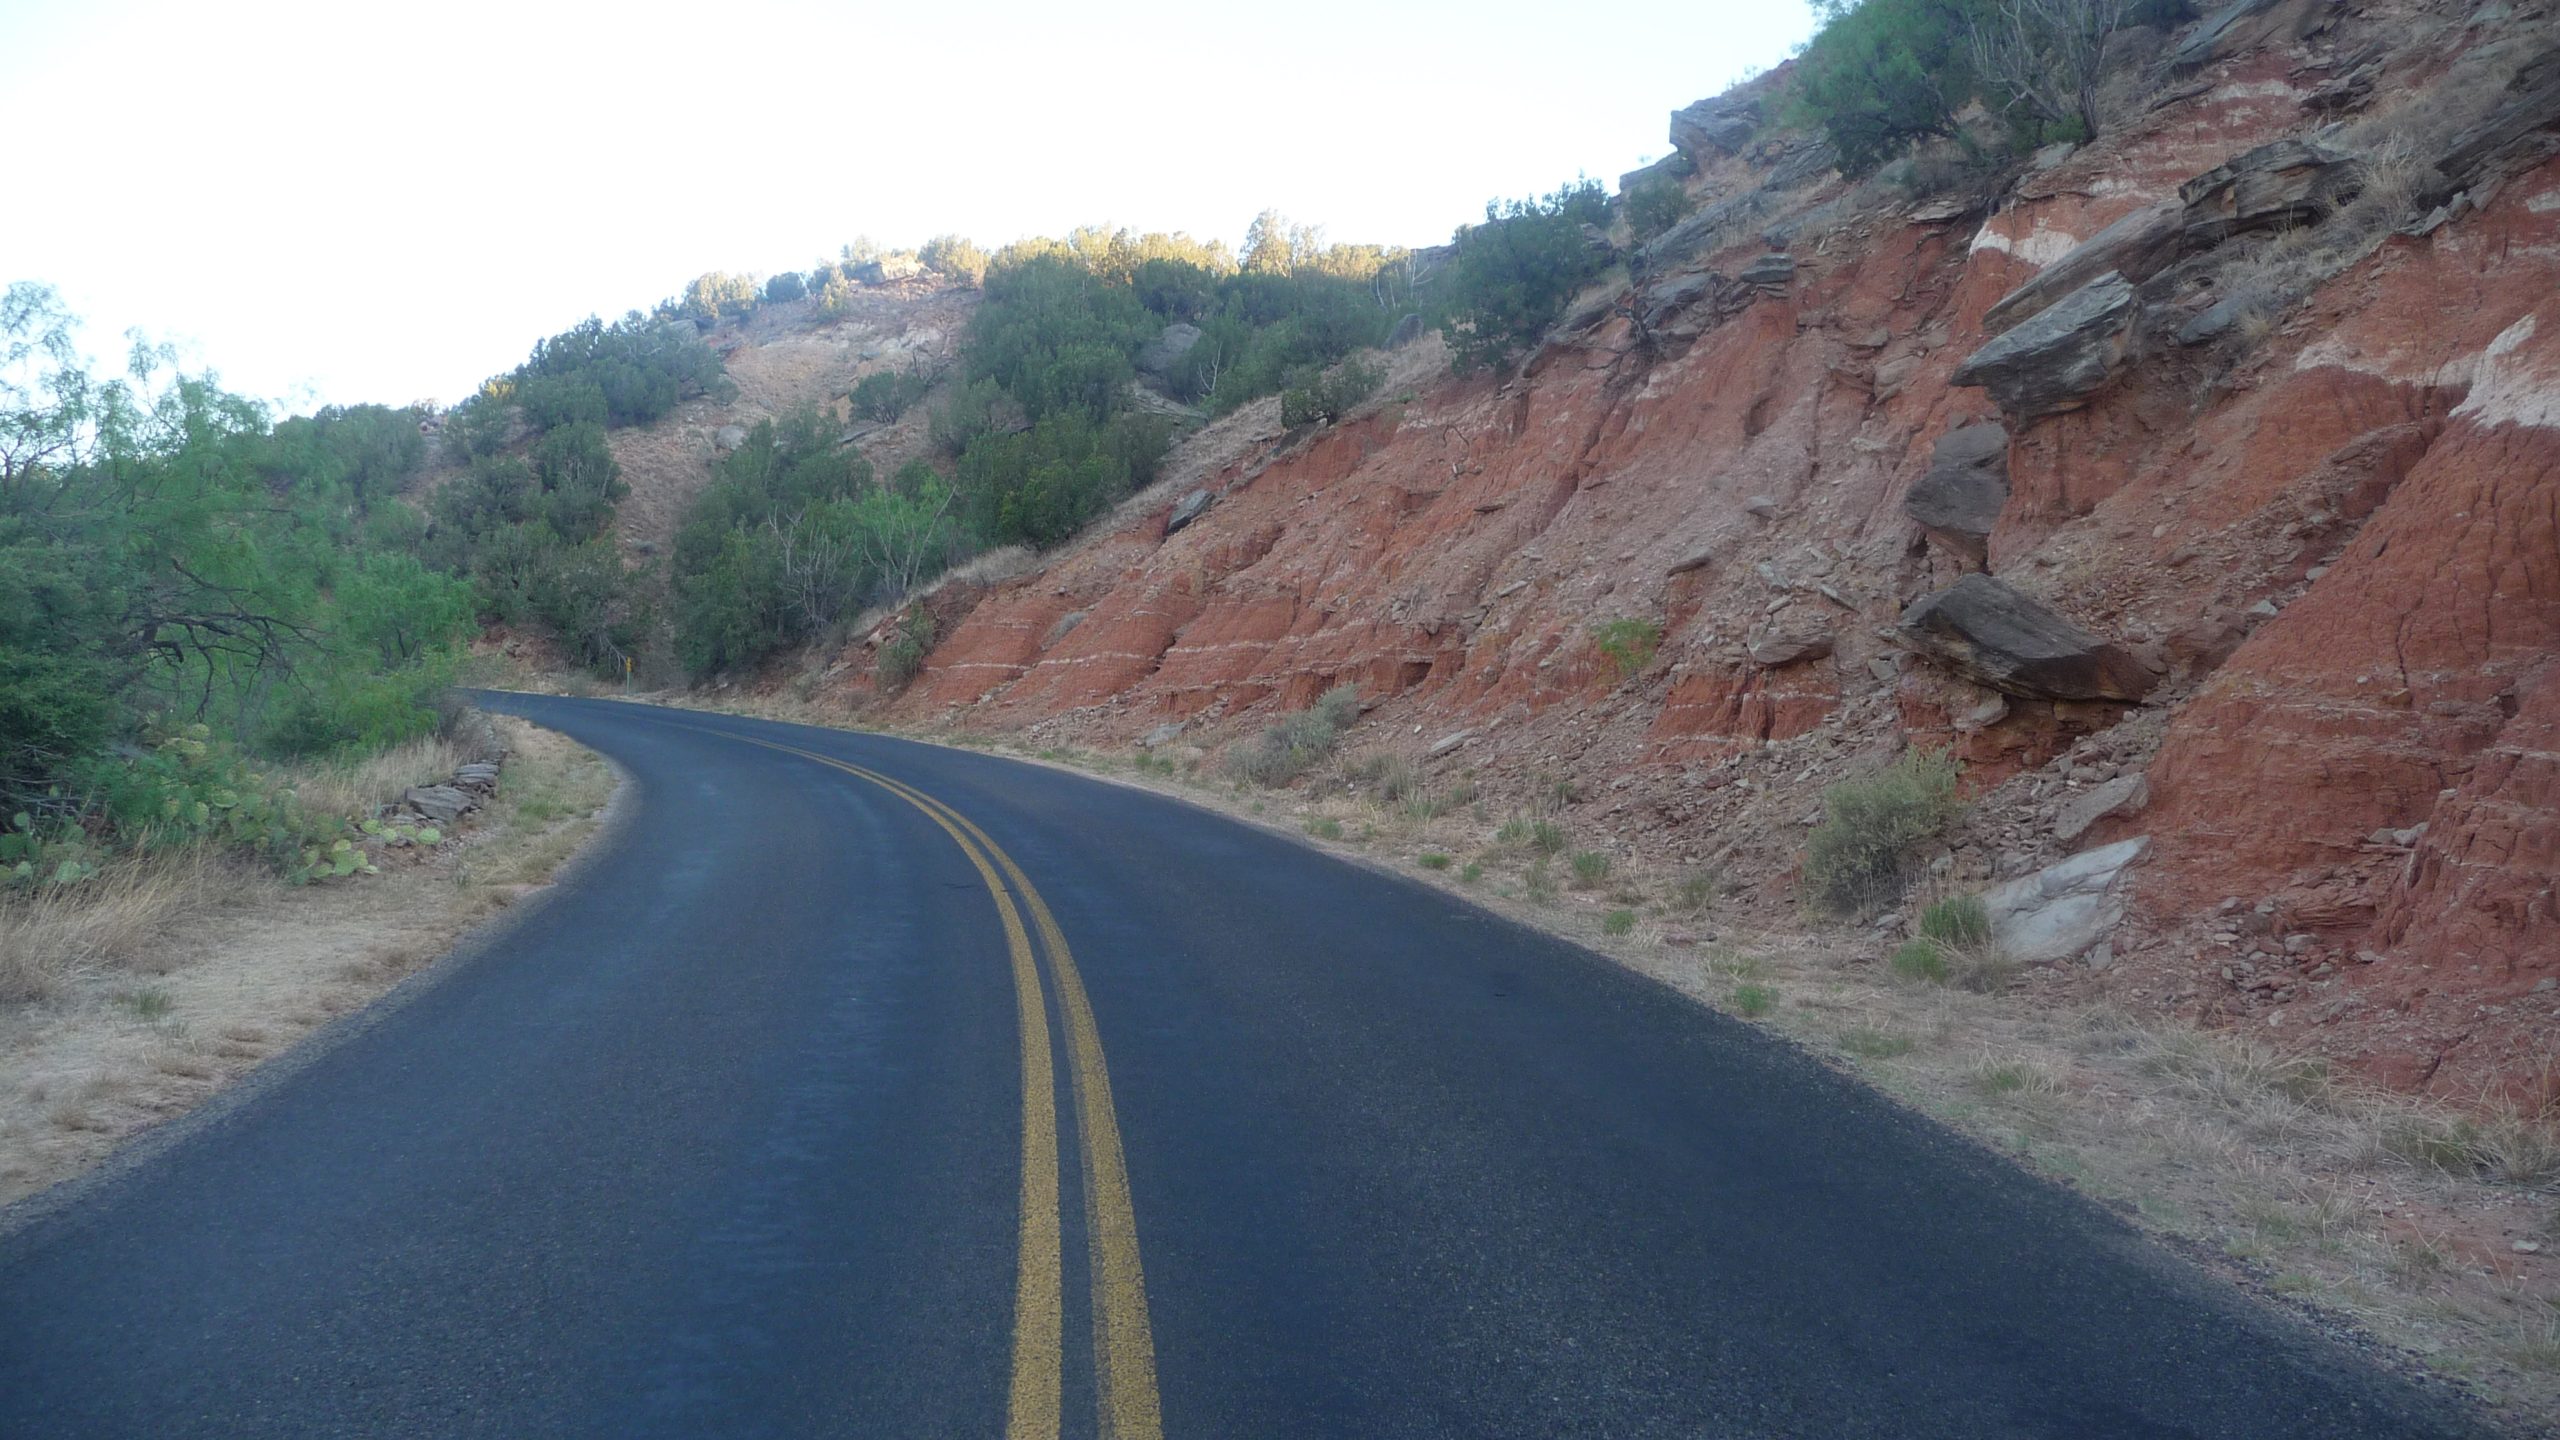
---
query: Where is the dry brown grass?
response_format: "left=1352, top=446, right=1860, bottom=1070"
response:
left=0, top=847, right=219, bottom=1005
left=0, top=715, right=616, bottom=1210
left=275, top=732, right=479, bottom=821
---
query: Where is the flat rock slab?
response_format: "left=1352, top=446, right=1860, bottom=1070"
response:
left=1899, top=575, right=2159, bottom=702
left=402, top=785, right=474, bottom=825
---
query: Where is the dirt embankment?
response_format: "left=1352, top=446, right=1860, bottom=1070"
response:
left=0, top=717, right=617, bottom=1210
left=782, top=4, right=2558, bottom=1105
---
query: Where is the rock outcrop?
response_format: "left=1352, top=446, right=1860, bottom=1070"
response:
left=1899, top=576, right=2158, bottom=703
left=1903, top=423, right=2009, bottom=567
left=1669, top=94, right=1757, bottom=159
left=2175, top=137, right=2363, bottom=247
left=1950, top=273, right=2141, bottom=418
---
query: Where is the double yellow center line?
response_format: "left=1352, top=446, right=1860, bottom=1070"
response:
left=703, top=729, right=1161, bottom=1440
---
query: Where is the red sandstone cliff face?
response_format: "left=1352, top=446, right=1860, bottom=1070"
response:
left=830, top=3, right=2556, bottom=1098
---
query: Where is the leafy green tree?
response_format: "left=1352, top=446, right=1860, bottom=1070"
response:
left=919, top=234, right=989, bottom=285
left=1793, top=0, right=1982, bottom=176
left=0, top=283, right=471, bottom=830
left=1435, top=178, right=1612, bottom=370
left=682, top=271, right=761, bottom=324
left=764, top=271, right=808, bottom=303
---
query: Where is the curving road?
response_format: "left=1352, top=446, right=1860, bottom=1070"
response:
left=0, top=694, right=2489, bottom=1438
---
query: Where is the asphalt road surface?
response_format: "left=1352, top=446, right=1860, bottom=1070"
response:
left=0, top=694, right=2491, bottom=1438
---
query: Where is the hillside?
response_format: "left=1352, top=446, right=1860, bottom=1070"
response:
left=662, top=0, right=2560, bottom=1103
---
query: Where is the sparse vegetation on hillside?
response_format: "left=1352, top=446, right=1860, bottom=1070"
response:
left=937, top=222, right=1404, bottom=550
left=1791, top=0, right=2194, bottom=176
left=668, top=411, right=959, bottom=679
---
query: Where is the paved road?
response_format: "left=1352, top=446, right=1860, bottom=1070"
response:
left=0, top=695, right=2490, bottom=1438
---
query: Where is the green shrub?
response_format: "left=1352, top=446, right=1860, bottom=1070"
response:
left=1528, top=819, right=1567, bottom=855
left=876, top=607, right=937, bottom=690
left=852, top=369, right=933, bottom=423
left=1418, top=852, right=1452, bottom=870
left=1349, top=753, right=1422, bottom=804
left=1731, top=983, right=1779, bottom=1017
left=1590, top=618, right=1662, bottom=682
left=1602, top=908, right=1636, bottom=936
left=1671, top=871, right=1722, bottom=914
left=1227, top=685, right=1360, bottom=786
left=1305, top=816, right=1344, bottom=840
left=1460, top=861, right=1484, bottom=884
left=1569, top=850, right=1612, bottom=888
left=764, top=271, right=807, bottom=304
left=1920, top=893, right=1992, bottom=949
left=1625, top=174, right=1695, bottom=245
left=1279, top=358, right=1382, bottom=428
left=1891, top=938, right=1951, bottom=984
left=1802, top=748, right=1964, bottom=916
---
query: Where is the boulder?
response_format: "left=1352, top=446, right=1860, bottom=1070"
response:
left=1903, top=423, right=2009, bottom=567
left=1665, top=545, right=1715, bottom=577
left=1983, top=837, right=2151, bottom=963
left=1982, top=201, right=2181, bottom=335
left=1669, top=94, right=1759, bottom=159
left=712, top=424, right=749, bottom=453
left=1136, top=323, right=1203, bottom=379
left=1950, top=272, right=2141, bottom=419
left=1426, top=730, right=1471, bottom=759
left=855, top=254, right=923, bottom=285
left=1164, top=489, right=1212, bottom=536
left=1899, top=575, right=2160, bottom=702
left=2053, top=774, right=2150, bottom=843
left=1140, top=722, right=1183, bottom=749
left=2176, top=138, right=2362, bottom=248
left=402, top=785, right=474, bottom=826
left=1746, top=625, right=1833, bottom=668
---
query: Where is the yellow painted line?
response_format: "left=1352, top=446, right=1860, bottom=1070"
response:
left=700, top=729, right=1063, bottom=1440
left=688, top=725, right=1163, bottom=1439
left=853, top=771, right=1164, bottom=1440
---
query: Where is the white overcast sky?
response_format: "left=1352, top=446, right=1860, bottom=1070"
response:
left=2, top=0, right=1815, bottom=413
